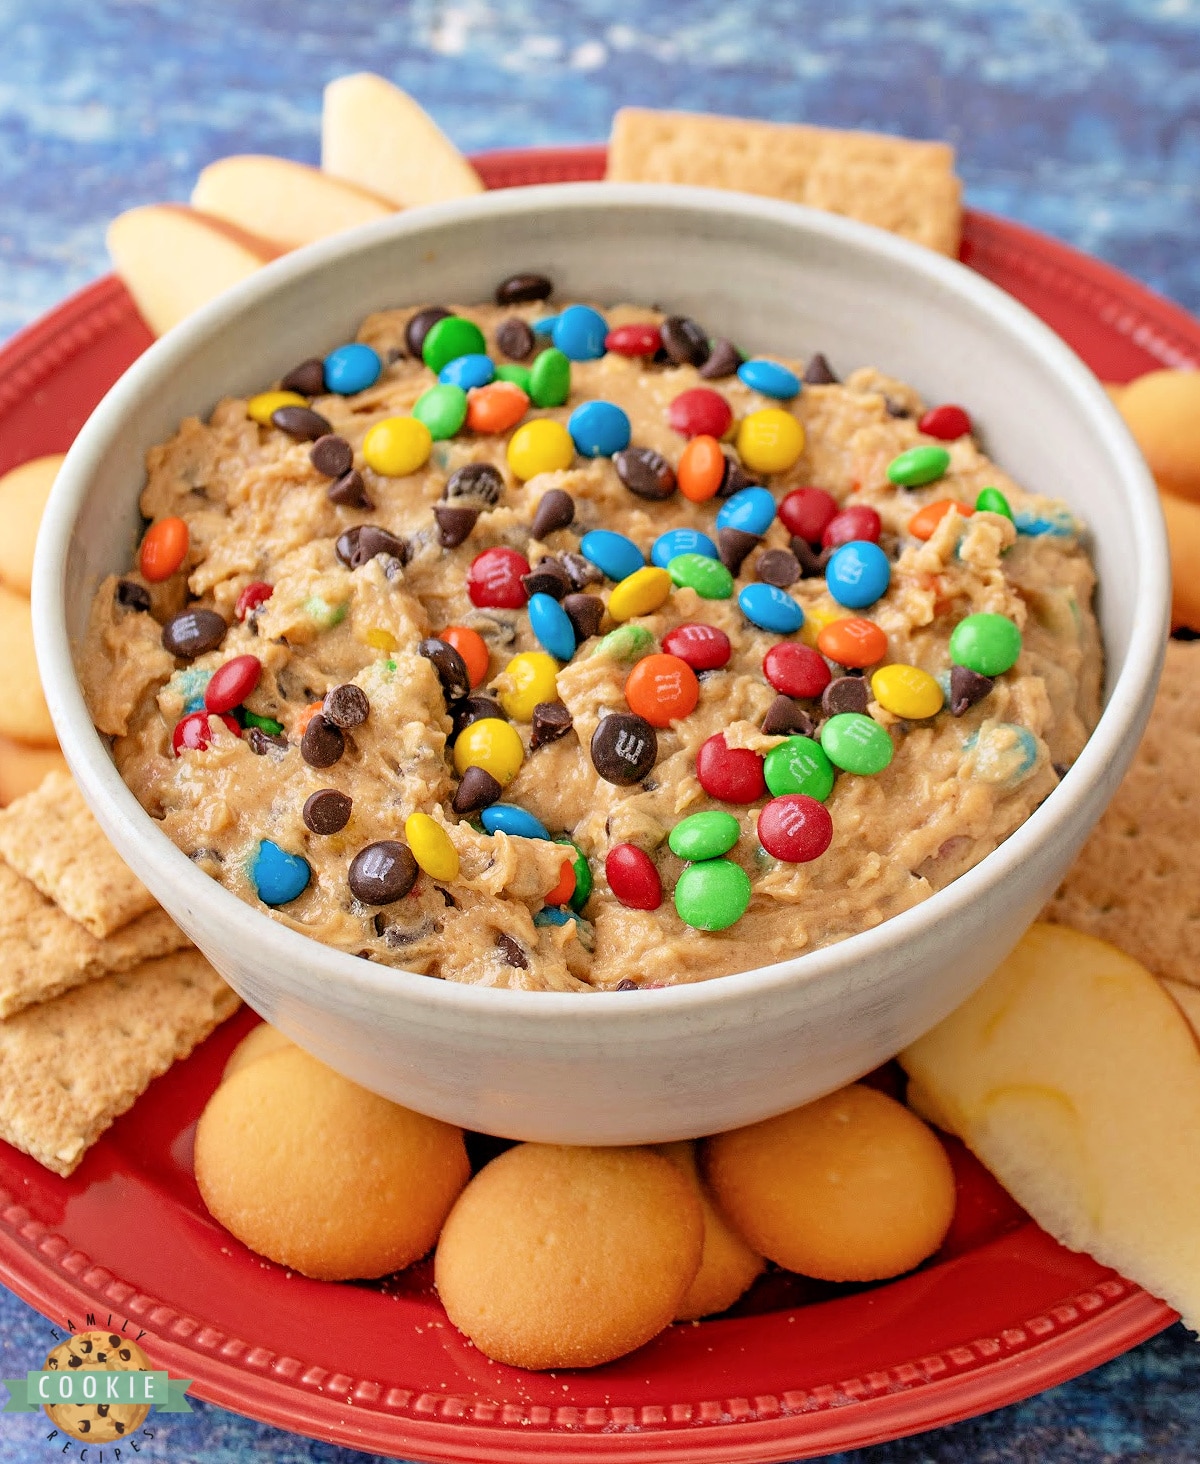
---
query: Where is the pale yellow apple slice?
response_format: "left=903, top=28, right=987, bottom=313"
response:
left=107, top=204, right=282, bottom=337
left=321, top=73, right=484, bottom=206
left=0, top=453, right=65, bottom=595
left=192, top=155, right=395, bottom=250
left=901, top=922, right=1200, bottom=1328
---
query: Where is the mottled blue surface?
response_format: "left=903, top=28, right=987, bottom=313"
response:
left=2, top=2, right=1199, bottom=1459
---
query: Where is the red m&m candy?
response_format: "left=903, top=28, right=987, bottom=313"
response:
left=822, top=504, right=881, bottom=549
left=779, top=487, right=838, bottom=543
left=757, top=794, right=834, bottom=862
left=605, top=843, right=663, bottom=910
left=696, top=733, right=766, bottom=804
left=235, top=581, right=274, bottom=620
left=204, top=654, right=263, bottom=714
left=467, top=547, right=531, bottom=609
left=662, top=622, right=732, bottom=672
left=605, top=323, right=663, bottom=357
left=667, top=388, right=733, bottom=440
left=918, top=403, right=972, bottom=441
left=763, top=643, right=831, bottom=700
left=172, top=710, right=240, bottom=756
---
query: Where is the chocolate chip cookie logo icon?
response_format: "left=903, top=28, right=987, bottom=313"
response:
left=2, top=1318, right=192, bottom=1452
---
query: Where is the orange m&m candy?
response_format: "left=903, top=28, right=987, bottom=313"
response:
left=139, top=516, right=189, bottom=582
left=677, top=435, right=725, bottom=502
left=908, top=499, right=973, bottom=541
left=467, top=381, right=529, bottom=434
left=817, top=617, right=888, bottom=669
left=442, top=625, right=490, bottom=688
left=624, top=653, right=699, bottom=728
left=544, top=858, right=577, bottom=907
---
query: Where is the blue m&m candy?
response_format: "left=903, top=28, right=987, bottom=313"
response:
left=568, top=400, right=631, bottom=457
left=323, top=343, right=382, bottom=395
left=532, top=315, right=560, bottom=337
left=528, top=592, right=577, bottom=661
left=825, top=540, right=891, bottom=609
left=552, top=305, right=608, bottom=361
left=251, top=840, right=311, bottom=906
left=439, top=353, right=495, bottom=390
left=481, top=804, right=551, bottom=841
left=738, top=582, right=805, bottom=633
left=716, top=486, right=777, bottom=536
left=737, top=359, right=801, bottom=400
left=580, top=529, right=644, bottom=582
left=651, top=527, right=718, bottom=568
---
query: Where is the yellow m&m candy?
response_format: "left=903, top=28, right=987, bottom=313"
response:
left=607, top=566, right=672, bottom=623
left=363, top=416, right=433, bottom=477
left=404, top=812, right=460, bottom=882
left=497, top=652, right=558, bottom=722
left=871, top=664, right=944, bottom=720
left=736, top=409, right=805, bottom=475
left=506, top=419, right=574, bottom=481
left=247, top=390, right=307, bottom=425
left=453, top=718, right=524, bottom=786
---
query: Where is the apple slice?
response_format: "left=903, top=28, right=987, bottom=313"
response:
left=901, top=922, right=1200, bottom=1328
left=107, top=205, right=282, bottom=337
left=321, top=73, right=484, bottom=206
left=192, top=155, right=395, bottom=250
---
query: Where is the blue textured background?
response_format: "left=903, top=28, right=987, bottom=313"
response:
left=1, top=1, right=1198, bottom=1459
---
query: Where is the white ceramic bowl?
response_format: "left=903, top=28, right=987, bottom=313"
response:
left=35, top=184, right=1167, bottom=1144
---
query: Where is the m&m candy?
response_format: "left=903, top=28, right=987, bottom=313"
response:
left=736, top=408, right=805, bottom=475
left=822, top=504, right=881, bottom=548
left=717, top=487, right=776, bottom=536
left=820, top=713, right=894, bottom=775
left=172, top=709, right=239, bottom=756
left=498, top=651, right=559, bottom=721
left=677, top=436, right=727, bottom=502
left=739, top=583, right=805, bottom=634
left=608, top=566, right=672, bottom=622
left=467, top=547, right=531, bottom=609
left=405, top=812, right=461, bottom=881
left=605, top=323, right=662, bottom=356
left=652, top=528, right=718, bottom=568
left=580, top=529, right=644, bottom=582
left=667, top=388, right=732, bottom=439
left=440, top=353, right=494, bottom=390
left=552, top=305, right=608, bottom=361
left=204, top=654, right=262, bottom=714
left=817, top=617, right=888, bottom=668
left=887, top=445, right=950, bottom=487
left=778, top=487, right=837, bottom=543
left=668, top=553, right=734, bottom=600
left=871, top=663, right=944, bottom=720
left=696, top=733, right=766, bottom=803
left=908, top=499, right=973, bottom=541
left=918, top=404, right=972, bottom=441
left=413, top=383, right=468, bottom=440
left=825, top=541, right=891, bottom=609
left=625, top=653, right=699, bottom=727
left=757, top=795, right=833, bottom=863
left=140, top=516, right=189, bottom=582
left=949, top=613, right=1023, bottom=677
left=363, top=416, right=432, bottom=476
left=528, top=593, right=577, bottom=660
left=568, top=400, right=632, bottom=457
left=481, top=804, right=552, bottom=841
left=674, top=859, right=752, bottom=931
left=605, top=843, right=663, bottom=910
left=507, top=419, right=575, bottom=480
left=662, top=622, right=731, bottom=671
left=422, top=316, right=487, bottom=373
left=528, top=348, right=571, bottom=407
left=763, top=736, right=835, bottom=801
left=668, top=810, right=740, bottom=862
left=763, top=643, right=830, bottom=699
left=737, top=359, right=800, bottom=400
left=251, top=840, right=312, bottom=906
left=976, top=486, right=1014, bottom=520
left=454, top=718, right=525, bottom=785
left=323, top=343, right=382, bottom=395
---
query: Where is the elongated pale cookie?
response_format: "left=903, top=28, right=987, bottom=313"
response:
left=0, top=950, right=239, bottom=1176
left=0, top=770, right=156, bottom=937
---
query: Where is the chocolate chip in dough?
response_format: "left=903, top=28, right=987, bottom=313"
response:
left=790, top=537, right=829, bottom=577
left=280, top=358, right=327, bottom=396
left=591, top=712, right=658, bottom=785
left=822, top=676, right=870, bottom=717
left=349, top=840, right=419, bottom=904
left=162, top=607, right=226, bottom=659
left=327, top=469, right=373, bottom=509
left=272, top=405, right=332, bottom=441
left=495, top=272, right=553, bottom=305
left=530, top=700, right=573, bottom=749
left=614, top=977, right=640, bottom=991
left=247, top=727, right=288, bottom=755
left=562, top=592, right=604, bottom=642
left=449, top=695, right=507, bottom=743
left=433, top=503, right=480, bottom=548
left=323, top=682, right=370, bottom=729
left=614, top=446, right=677, bottom=501
left=453, top=764, right=503, bottom=814
left=803, top=352, right=838, bottom=386
left=521, top=558, right=572, bottom=601
left=335, top=524, right=409, bottom=570
left=762, top=695, right=816, bottom=738
left=303, top=788, right=352, bottom=835
left=660, top=315, right=711, bottom=368
left=405, top=306, right=450, bottom=359
left=116, top=579, right=151, bottom=612
left=310, top=433, right=353, bottom=479
left=949, top=665, right=995, bottom=717
left=559, top=552, right=602, bottom=591
left=301, top=713, right=345, bottom=768
left=530, top=487, right=575, bottom=539
left=419, top=637, right=472, bottom=702
left=698, top=338, right=742, bottom=380
left=718, top=457, right=759, bottom=499
left=495, top=932, right=528, bottom=969
left=717, top=527, right=760, bottom=576
left=495, top=316, right=535, bottom=361
left=444, top=461, right=504, bottom=507
left=755, top=547, right=801, bottom=587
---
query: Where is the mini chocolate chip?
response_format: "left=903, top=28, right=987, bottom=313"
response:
left=495, top=316, right=535, bottom=360
left=613, top=446, right=676, bottom=501
left=530, top=487, right=575, bottom=539
left=1052, top=761, right=1071, bottom=780
left=591, top=712, right=658, bottom=785
left=495, top=272, right=553, bottom=305
left=718, top=457, right=759, bottom=499
left=885, top=398, right=910, bottom=419
left=949, top=665, right=995, bottom=716
left=323, top=683, right=370, bottom=729
left=301, top=713, right=345, bottom=768
left=433, top=503, right=480, bottom=548
left=718, top=527, right=760, bottom=575
left=560, top=552, right=602, bottom=590
left=453, top=764, right=502, bottom=814
left=449, top=695, right=507, bottom=742
left=116, top=579, right=151, bottom=612
left=660, top=315, right=711, bottom=367
left=272, top=404, right=331, bottom=441
left=1172, top=625, right=1200, bottom=641
left=790, top=537, right=829, bottom=577
left=310, top=433, right=353, bottom=478
left=349, top=840, right=418, bottom=904
left=280, top=358, right=326, bottom=395
left=803, top=352, right=838, bottom=385
left=162, top=607, right=226, bottom=659
left=698, top=338, right=742, bottom=380
left=444, top=461, right=504, bottom=507
left=762, top=694, right=817, bottom=738
left=327, top=468, right=373, bottom=509
left=530, top=700, right=573, bottom=749
left=405, top=306, right=450, bottom=359
left=335, top=524, right=409, bottom=570
left=822, top=676, right=870, bottom=716
left=496, top=932, right=528, bottom=968
left=303, top=788, right=352, bottom=835
left=562, top=593, right=604, bottom=642
left=247, top=727, right=288, bottom=755
left=522, top=558, right=572, bottom=600
left=614, top=977, right=640, bottom=991
left=419, top=637, right=472, bottom=702
left=755, top=547, right=801, bottom=587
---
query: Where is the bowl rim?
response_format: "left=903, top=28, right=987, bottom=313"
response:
left=33, top=180, right=1170, bottom=1022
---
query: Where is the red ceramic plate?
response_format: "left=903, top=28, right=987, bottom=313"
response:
left=0, top=146, right=1194, bottom=1462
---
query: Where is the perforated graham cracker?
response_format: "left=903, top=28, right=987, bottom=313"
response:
left=1046, top=639, right=1200, bottom=985
left=606, top=108, right=963, bottom=256
left=0, top=770, right=156, bottom=937
left=0, top=950, right=239, bottom=1176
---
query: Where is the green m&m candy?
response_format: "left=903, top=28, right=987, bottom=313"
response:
left=494, top=362, right=533, bottom=393
left=674, top=858, right=752, bottom=931
left=975, top=486, right=1014, bottom=520
left=763, top=735, right=836, bottom=800
left=422, top=315, right=486, bottom=373
left=668, top=810, right=741, bottom=862
left=668, top=553, right=734, bottom=600
left=887, top=445, right=951, bottom=488
left=413, top=383, right=468, bottom=440
left=529, top=347, right=571, bottom=408
left=594, top=624, right=655, bottom=662
left=820, top=713, right=894, bottom=775
left=949, top=612, right=1022, bottom=677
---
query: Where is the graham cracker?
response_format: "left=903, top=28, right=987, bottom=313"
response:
left=0, top=770, right=156, bottom=937
left=607, top=108, right=963, bottom=256
left=0, top=860, right=190, bottom=1020
left=0, top=950, right=239, bottom=1176
left=1046, top=639, right=1200, bottom=985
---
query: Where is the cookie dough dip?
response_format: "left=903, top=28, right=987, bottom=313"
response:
left=79, top=274, right=1102, bottom=992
